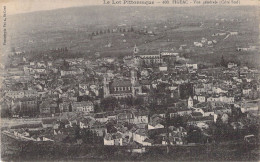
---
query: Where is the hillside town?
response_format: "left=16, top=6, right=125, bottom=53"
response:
left=1, top=44, right=259, bottom=150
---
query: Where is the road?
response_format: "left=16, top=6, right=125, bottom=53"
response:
left=1, top=117, right=55, bottom=128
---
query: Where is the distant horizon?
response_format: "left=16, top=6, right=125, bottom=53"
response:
left=2, top=0, right=258, bottom=15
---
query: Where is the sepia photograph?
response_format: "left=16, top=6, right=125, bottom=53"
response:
left=0, top=0, right=259, bottom=161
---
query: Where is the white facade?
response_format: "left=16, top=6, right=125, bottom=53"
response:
left=148, top=123, right=164, bottom=130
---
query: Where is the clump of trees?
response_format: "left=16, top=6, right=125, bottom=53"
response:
left=100, top=97, right=119, bottom=112
left=90, top=27, right=134, bottom=37
left=1, top=107, right=12, bottom=118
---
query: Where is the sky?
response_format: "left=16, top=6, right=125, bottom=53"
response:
left=0, top=0, right=259, bottom=15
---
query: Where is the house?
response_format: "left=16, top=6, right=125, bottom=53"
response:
left=176, top=108, right=193, bottom=116
left=196, top=122, right=209, bottom=129
left=192, top=108, right=205, bottom=116
left=117, top=112, right=134, bottom=123
left=31, top=135, right=54, bottom=142
left=59, top=101, right=71, bottom=113
left=94, top=113, right=108, bottom=123
left=104, top=133, right=123, bottom=146
left=161, top=127, right=187, bottom=145
left=242, top=88, right=252, bottom=96
left=78, top=84, right=90, bottom=96
left=37, top=62, right=46, bottom=68
left=148, top=118, right=164, bottom=130
left=141, top=69, right=149, bottom=77
left=188, top=116, right=214, bottom=125
left=214, top=106, right=232, bottom=114
left=71, top=101, right=94, bottom=113
left=34, top=68, right=46, bottom=74
left=91, top=122, right=107, bottom=137
left=228, top=62, right=237, bottom=69
left=230, top=122, right=244, bottom=130
left=5, top=90, right=38, bottom=99
left=131, top=112, right=149, bottom=124
left=79, top=116, right=96, bottom=129
left=159, top=65, right=167, bottom=72
left=39, top=101, right=57, bottom=115
left=202, top=108, right=214, bottom=117
left=135, top=53, right=162, bottom=65
left=13, top=129, right=30, bottom=138
left=241, top=101, right=259, bottom=114
left=207, top=95, right=234, bottom=103
left=193, top=95, right=206, bottom=103
left=107, top=112, right=117, bottom=120
left=191, top=112, right=204, bottom=118
left=201, top=37, right=207, bottom=43
left=194, top=42, right=203, bottom=47
left=213, top=112, right=229, bottom=123
left=186, top=63, right=198, bottom=70
left=42, top=119, right=58, bottom=128
left=133, top=129, right=153, bottom=146
left=58, top=119, right=70, bottom=128
left=208, top=41, right=213, bottom=45
left=230, top=32, right=238, bottom=35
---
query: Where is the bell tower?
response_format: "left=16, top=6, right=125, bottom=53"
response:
left=133, top=44, right=139, bottom=55
left=188, top=96, right=193, bottom=108
left=103, top=76, right=110, bottom=98
left=131, top=69, right=138, bottom=85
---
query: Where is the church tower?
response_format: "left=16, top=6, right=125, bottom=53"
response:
left=133, top=44, right=140, bottom=65
left=131, top=69, right=138, bottom=85
left=188, top=96, right=193, bottom=108
left=103, top=76, right=110, bottom=98
left=131, top=69, right=141, bottom=97
left=133, top=44, right=139, bottom=55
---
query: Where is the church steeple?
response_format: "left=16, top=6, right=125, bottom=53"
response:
left=188, top=96, right=193, bottom=108
left=133, top=44, right=139, bottom=56
left=131, top=69, right=138, bottom=85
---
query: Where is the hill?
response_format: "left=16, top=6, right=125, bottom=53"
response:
left=6, top=5, right=260, bottom=66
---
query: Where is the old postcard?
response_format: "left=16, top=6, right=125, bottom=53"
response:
left=0, top=0, right=259, bottom=161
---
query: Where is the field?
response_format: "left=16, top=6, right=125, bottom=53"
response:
left=2, top=6, right=259, bottom=67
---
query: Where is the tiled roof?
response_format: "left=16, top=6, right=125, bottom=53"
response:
left=72, top=101, right=93, bottom=107
left=111, top=79, right=132, bottom=87
left=42, top=119, right=57, bottom=124
left=135, top=128, right=148, bottom=136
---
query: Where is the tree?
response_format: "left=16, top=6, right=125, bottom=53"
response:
left=220, top=55, right=226, bottom=67
left=62, top=59, right=70, bottom=70
left=100, top=97, right=118, bottom=111
left=80, top=128, right=99, bottom=144
left=187, top=126, right=203, bottom=143
left=171, top=115, right=187, bottom=128
left=74, top=125, right=81, bottom=140
left=94, top=104, right=103, bottom=113
left=215, top=114, right=223, bottom=127
left=11, top=47, right=16, bottom=53
left=69, top=103, right=72, bottom=112
left=133, top=97, right=144, bottom=106
left=1, top=107, right=11, bottom=118
left=59, top=121, right=66, bottom=129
